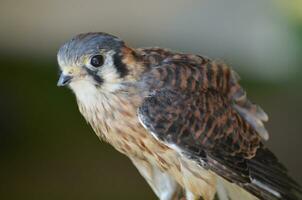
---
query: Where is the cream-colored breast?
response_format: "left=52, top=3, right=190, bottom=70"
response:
left=70, top=80, right=173, bottom=158
left=69, top=81, right=226, bottom=200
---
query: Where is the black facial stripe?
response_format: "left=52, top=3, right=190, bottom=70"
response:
left=85, top=67, right=104, bottom=85
left=113, top=52, right=128, bottom=78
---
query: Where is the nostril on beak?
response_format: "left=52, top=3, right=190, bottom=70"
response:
left=57, top=74, right=73, bottom=87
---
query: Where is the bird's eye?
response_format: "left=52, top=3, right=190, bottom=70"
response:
left=90, top=55, right=104, bottom=68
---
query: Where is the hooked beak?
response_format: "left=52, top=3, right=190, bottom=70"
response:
left=57, top=73, right=73, bottom=87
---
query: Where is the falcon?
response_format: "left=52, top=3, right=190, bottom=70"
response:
left=57, top=32, right=301, bottom=200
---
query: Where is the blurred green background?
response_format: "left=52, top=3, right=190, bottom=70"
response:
left=0, top=0, right=302, bottom=199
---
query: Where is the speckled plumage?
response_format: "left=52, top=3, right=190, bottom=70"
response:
left=57, top=33, right=301, bottom=200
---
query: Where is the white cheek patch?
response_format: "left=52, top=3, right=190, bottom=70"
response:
left=66, top=50, right=124, bottom=96
left=100, top=55, right=120, bottom=82
left=98, top=51, right=123, bottom=92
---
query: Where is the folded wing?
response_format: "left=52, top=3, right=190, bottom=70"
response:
left=137, top=57, right=301, bottom=200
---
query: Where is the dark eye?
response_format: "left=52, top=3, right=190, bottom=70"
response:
left=90, top=55, right=104, bottom=68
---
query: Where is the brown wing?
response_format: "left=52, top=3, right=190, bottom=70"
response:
left=138, top=57, right=301, bottom=200
left=138, top=53, right=269, bottom=141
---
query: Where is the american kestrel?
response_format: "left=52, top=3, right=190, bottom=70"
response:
left=57, top=32, right=301, bottom=200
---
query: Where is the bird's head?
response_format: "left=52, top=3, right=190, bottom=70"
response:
left=57, top=32, right=141, bottom=94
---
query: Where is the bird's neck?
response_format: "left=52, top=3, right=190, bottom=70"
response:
left=70, top=80, right=101, bottom=108
left=70, top=80, right=142, bottom=142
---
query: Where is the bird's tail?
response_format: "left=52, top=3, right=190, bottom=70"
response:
left=217, top=147, right=302, bottom=200
left=244, top=147, right=302, bottom=200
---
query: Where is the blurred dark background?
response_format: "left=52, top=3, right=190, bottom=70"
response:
left=0, top=0, right=302, bottom=199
